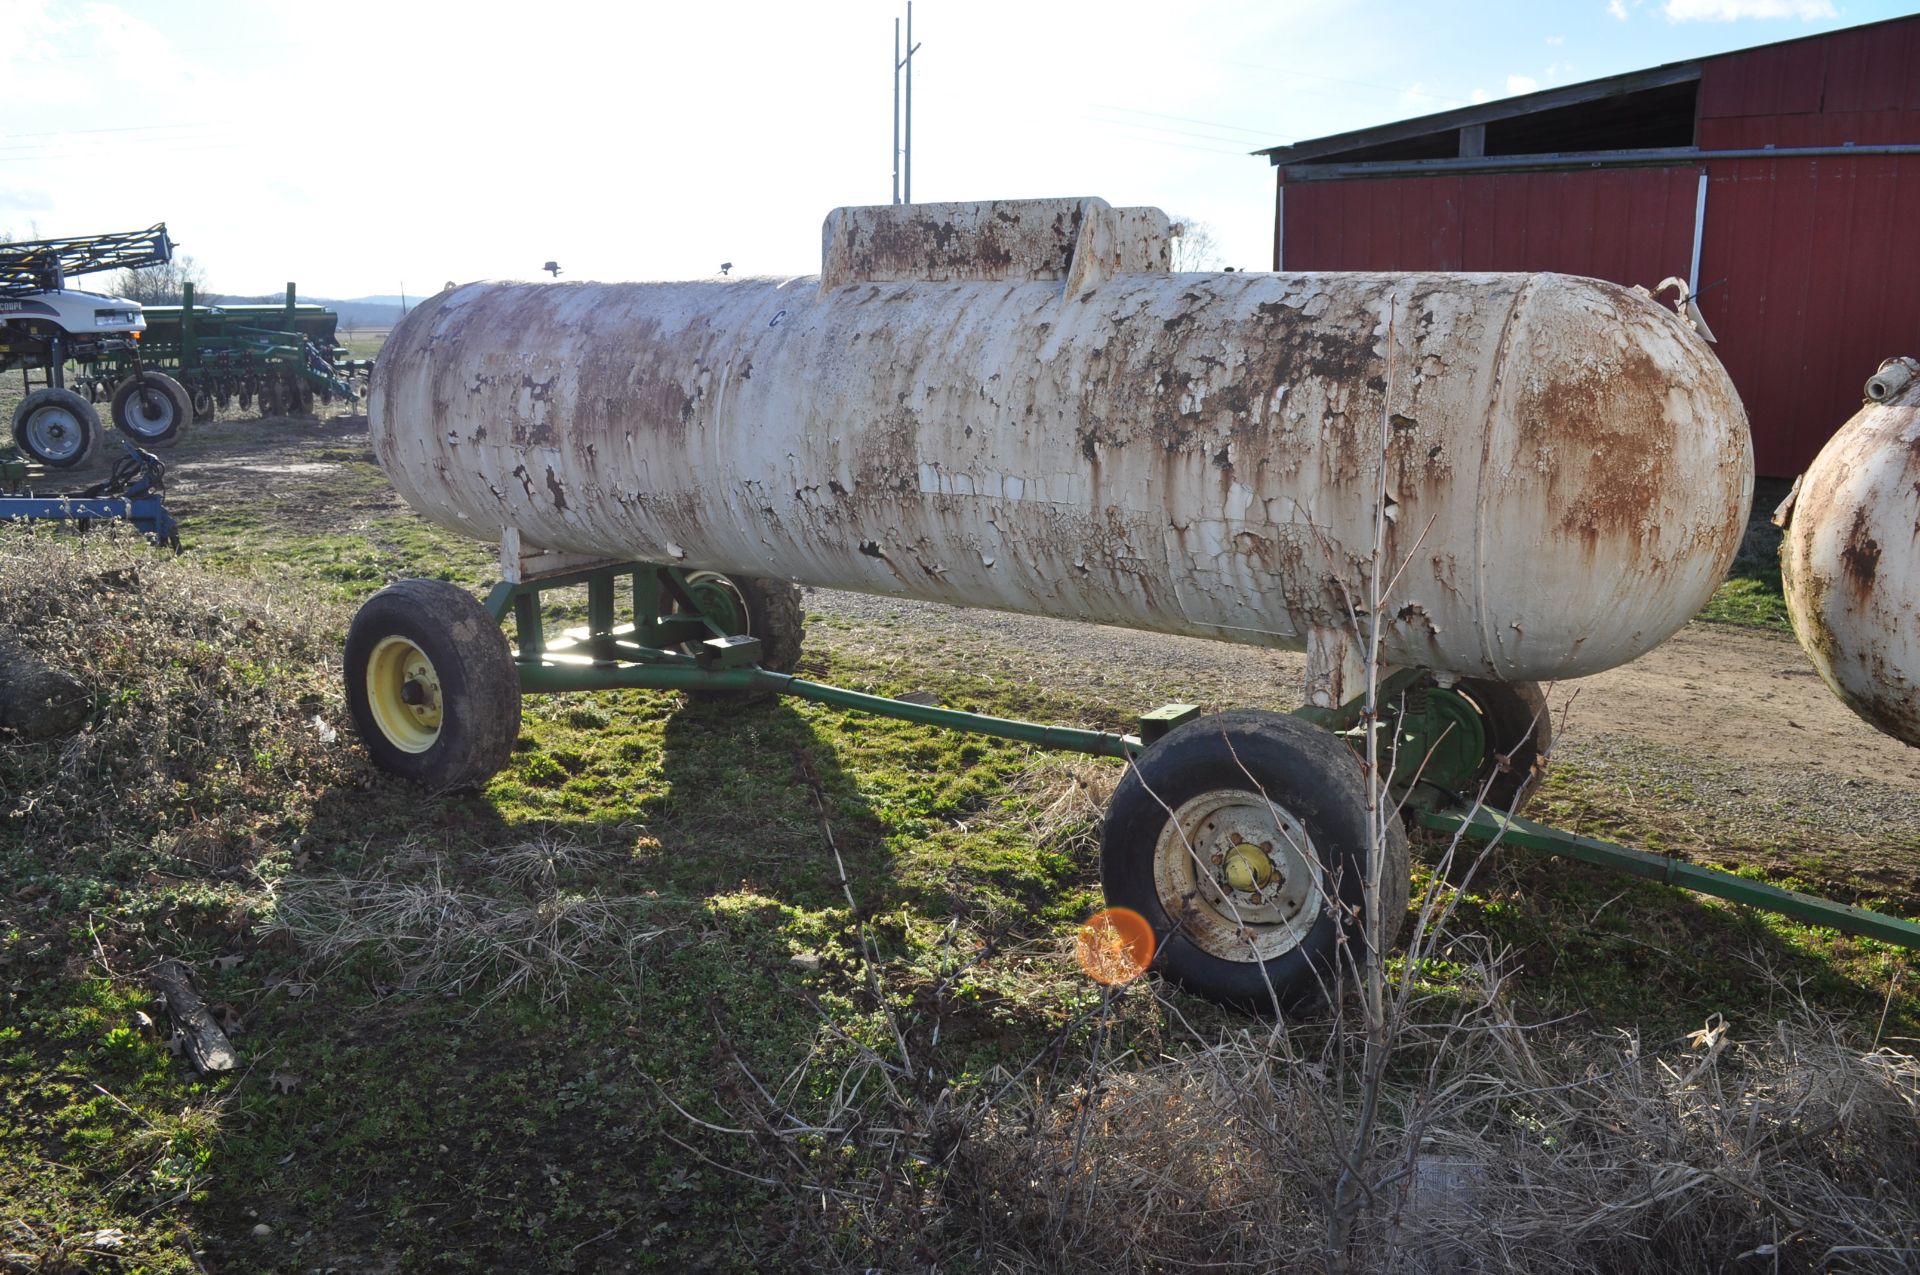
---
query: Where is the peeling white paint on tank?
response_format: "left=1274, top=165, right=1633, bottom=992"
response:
left=1779, top=362, right=1920, bottom=747
left=370, top=197, right=1753, bottom=701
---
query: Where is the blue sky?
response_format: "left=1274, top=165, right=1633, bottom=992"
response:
left=1, top=0, right=1910, bottom=296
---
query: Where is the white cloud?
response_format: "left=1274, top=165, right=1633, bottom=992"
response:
left=1401, top=81, right=1471, bottom=112
left=1470, top=88, right=1494, bottom=104
left=1663, top=0, right=1835, bottom=18
left=1546, top=34, right=1566, bottom=44
left=1609, top=0, right=1629, bottom=19
left=1507, top=75, right=1540, bottom=95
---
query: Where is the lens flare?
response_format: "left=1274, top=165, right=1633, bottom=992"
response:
left=1075, top=907, right=1155, bottom=986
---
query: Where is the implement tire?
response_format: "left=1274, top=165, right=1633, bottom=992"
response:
left=12, top=388, right=101, bottom=468
left=345, top=579, right=522, bottom=791
left=675, top=571, right=805, bottom=702
left=1101, top=709, right=1409, bottom=1015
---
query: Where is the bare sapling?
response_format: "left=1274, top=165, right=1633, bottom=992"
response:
left=1320, top=296, right=1546, bottom=1269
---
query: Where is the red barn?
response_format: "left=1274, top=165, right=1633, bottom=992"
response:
left=1259, top=14, right=1920, bottom=477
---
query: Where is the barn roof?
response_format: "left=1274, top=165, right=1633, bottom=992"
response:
left=1258, top=12, right=1920, bottom=173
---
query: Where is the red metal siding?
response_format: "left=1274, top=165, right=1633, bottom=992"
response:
left=1277, top=16, right=1920, bottom=475
left=1697, top=39, right=1826, bottom=120
left=1697, top=16, right=1920, bottom=148
left=1284, top=167, right=1699, bottom=276
left=1822, top=18, right=1920, bottom=112
left=1283, top=158, right=1920, bottom=476
left=1701, top=110, right=1920, bottom=148
left=1698, top=154, right=1920, bottom=474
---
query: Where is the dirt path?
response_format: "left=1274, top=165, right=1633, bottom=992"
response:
left=816, top=586, right=1917, bottom=765
left=1562, top=623, right=1920, bottom=788
left=813, top=588, right=1920, bottom=862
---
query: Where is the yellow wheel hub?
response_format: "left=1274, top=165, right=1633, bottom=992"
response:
left=1222, top=843, right=1275, bottom=892
left=366, top=636, right=443, bottom=753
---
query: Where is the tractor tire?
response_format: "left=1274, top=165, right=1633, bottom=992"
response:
left=12, top=388, right=101, bottom=468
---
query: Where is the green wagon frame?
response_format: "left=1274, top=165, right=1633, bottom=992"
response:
left=340, top=556, right=1920, bottom=1011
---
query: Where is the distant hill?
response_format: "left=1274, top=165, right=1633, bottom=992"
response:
left=317, top=298, right=409, bottom=330
left=210, top=293, right=409, bottom=330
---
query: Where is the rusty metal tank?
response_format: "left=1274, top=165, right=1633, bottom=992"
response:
left=370, top=197, right=1753, bottom=704
left=1778, top=358, right=1920, bottom=746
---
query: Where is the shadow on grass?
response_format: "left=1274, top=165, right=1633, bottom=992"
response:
left=1412, top=832, right=1920, bottom=1045
left=168, top=693, right=911, bottom=1273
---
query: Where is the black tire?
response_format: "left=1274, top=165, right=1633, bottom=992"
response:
left=191, top=387, right=216, bottom=422
left=110, top=372, right=192, bottom=445
left=344, top=579, right=522, bottom=790
left=1460, top=680, right=1550, bottom=811
left=673, top=571, right=805, bottom=702
left=1101, top=709, right=1410, bottom=1014
left=258, top=379, right=284, bottom=418
left=12, top=388, right=101, bottom=468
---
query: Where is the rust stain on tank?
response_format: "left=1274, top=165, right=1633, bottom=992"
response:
left=1525, top=340, right=1672, bottom=549
left=1781, top=371, right=1920, bottom=747
left=1840, top=507, right=1881, bottom=597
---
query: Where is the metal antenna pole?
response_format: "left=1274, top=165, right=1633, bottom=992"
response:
left=892, top=18, right=901, bottom=203
left=904, top=1, right=915, bottom=203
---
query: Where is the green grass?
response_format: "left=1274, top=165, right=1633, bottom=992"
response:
left=2, top=413, right=1912, bottom=1270
left=1696, top=556, right=1792, bottom=632
left=337, top=329, right=389, bottom=361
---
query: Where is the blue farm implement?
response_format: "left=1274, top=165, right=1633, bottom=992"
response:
left=0, top=440, right=180, bottom=549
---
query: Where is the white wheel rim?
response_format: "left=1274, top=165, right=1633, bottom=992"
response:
left=1152, top=788, right=1326, bottom=962
left=124, top=386, right=174, bottom=435
left=23, top=406, right=85, bottom=462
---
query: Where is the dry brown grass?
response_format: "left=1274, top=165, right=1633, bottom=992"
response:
left=266, top=838, right=673, bottom=1009
left=1012, top=753, right=1117, bottom=860
left=949, top=1004, right=1911, bottom=1271
left=656, top=709, right=1919, bottom=1272
left=708, top=972, right=1918, bottom=1273
left=0, top=527, right=352, bottom=868
left=10, top=523, right=1912, bottom=1274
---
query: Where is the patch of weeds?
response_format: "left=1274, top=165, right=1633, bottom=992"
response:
left=1697, top=558, right=1790, bottom=632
